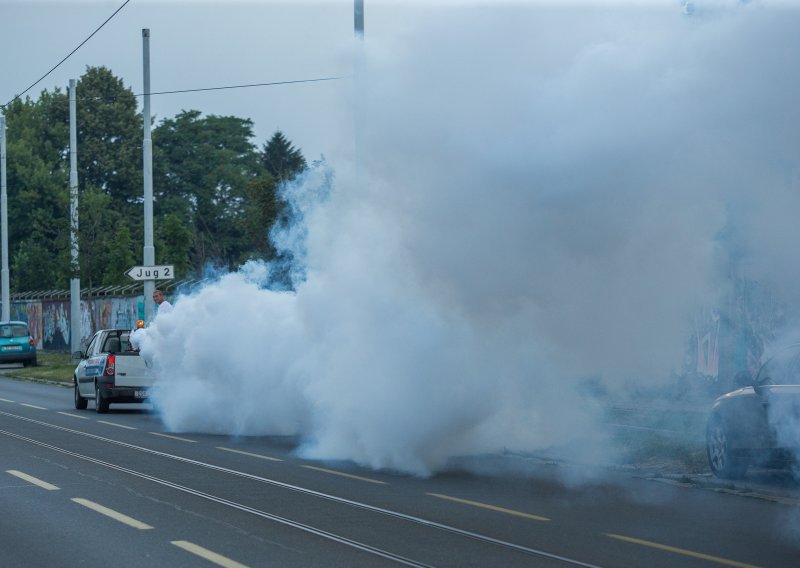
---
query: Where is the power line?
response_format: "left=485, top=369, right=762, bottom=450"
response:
left=138, top=76, right=347, bottom=97
left=1, top=0, right=132, bottom=110
left=66, top=75, right=348, bottom=105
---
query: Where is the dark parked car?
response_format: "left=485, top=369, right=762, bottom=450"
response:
left=707, top=344, right=800, bottom=478
left=0, top=321, right=37, bottom=367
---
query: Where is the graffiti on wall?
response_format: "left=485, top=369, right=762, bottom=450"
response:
left=95, top=298, right=139, bottom=331
left=6, top=296, right=144, bottom=350
left=42, top=301, right=71, bottom=351
left=11, top=302, right=43, bottom=348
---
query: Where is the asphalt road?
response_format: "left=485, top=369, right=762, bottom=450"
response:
left=1, top=377, right=798, bottom=567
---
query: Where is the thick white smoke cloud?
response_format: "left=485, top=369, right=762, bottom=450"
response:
left=138, top=1, right=800, bottom=475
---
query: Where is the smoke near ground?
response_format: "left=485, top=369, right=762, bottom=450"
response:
left=137, top=1, right=800, bottom=476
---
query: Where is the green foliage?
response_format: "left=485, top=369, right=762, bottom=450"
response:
left=12, top=238, right=68, bottom=291
left=153, top=110, right=264, bottom=270
left=156, top=213, right=193, bottom=277
left=78, top=187, right=116, bottom=288
left=4, top=90, right=71, bottom=291
left=76, top=66, right=142, bottom=206
left=240, top=175, right=283, bottom=262
left=3, top=66, right=307, bottom=292
left=261, top=130, right=307, bottom=183
left=102, top=223, right=136, bottom=285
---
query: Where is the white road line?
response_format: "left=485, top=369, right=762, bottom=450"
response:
left=172, top=541, right=249, bottom=568
left=6, top=469, right=59, bottom=490
left=58, top=412, right=89, bottom=420
left=0, top=413, right=601, bottom=568
left=0, top=398, right=14, bottom=403
left=20, top=403, right=46, bottom=410
left=216, top=447, right=283, bottom=462
left=98, top=420, right=136, bottom=430
left=149, top=432, right=196, bottom=443
left=71, top=498, right=154, bottom=529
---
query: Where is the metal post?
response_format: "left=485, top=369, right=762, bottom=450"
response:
left=0, top=115, right=9, bottom=322
left=142, top=29, right=155, bottom=321
left=69, top=79, right=81, bottom=353
left=354, top=0, right=364, bottom=38
left=353, top=0, right=365, bottom=192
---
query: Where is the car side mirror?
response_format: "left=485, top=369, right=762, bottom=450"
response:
left=71, top=350, right=84, bottom=361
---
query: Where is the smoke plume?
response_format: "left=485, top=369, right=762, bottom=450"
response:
left=138, top=1, right=800, bottom=476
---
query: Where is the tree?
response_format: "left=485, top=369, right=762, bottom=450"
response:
left=102, top=223, right=136, bottom=285
left=76, top=66, right=143, bottom=208
left=0, top=66, right=311, bottom=292
left=261, top=130, right=306, bottom=183
left=153, top=110, right=262, bottom=270
left=3, top=91, right=71, bottom=291
left=240, top=175, right=282, bottom=262
left=78, top=187, right=119, bottom=288
left=155, top=213, right=193, bottom=278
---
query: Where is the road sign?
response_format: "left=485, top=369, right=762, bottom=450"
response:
left=125, top=265, right=174, bottom=281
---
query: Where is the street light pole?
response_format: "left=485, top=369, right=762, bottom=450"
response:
left=69, top=79, right=81, bottom=353
left=0, top=114, right=9, bottom=322
left=355, top=0, right=364, bottom=38
left=353, top=0, right=365, bottom=190
left=142, top=28, right=155, bottom=322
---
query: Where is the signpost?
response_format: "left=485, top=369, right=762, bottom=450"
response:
left=125, top=265, right=174, bottom=281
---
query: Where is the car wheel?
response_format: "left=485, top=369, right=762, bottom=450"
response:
left=74, top=380, right=87, bottom=410
left=95, top=383, right=109, bottom=414
left=707, top=416, right=747, bottom=479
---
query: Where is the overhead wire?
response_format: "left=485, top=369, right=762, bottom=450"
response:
left=1, top=0, right=132, bottom=110
left=62, top=76, right=349, bottom=106
left=140, top=76, right=346, bottom=97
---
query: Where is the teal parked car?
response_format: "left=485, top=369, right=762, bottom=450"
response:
left=0, top=321, right=37, bottom=367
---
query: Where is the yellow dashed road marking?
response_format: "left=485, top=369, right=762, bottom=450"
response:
left=149, top=432, right=196, bottom=443
left=6, top=470, right=59, bottom=490
left=605, top=533, right=761, bottom=568
left=172, top=540, right=249, bottom=568
left=72, top=498, right=154, bottom=529
left=427, top=493, right=549, bottom=521
left=302, top=465, right=387, bottom=485
left=217, top=447, right=282, bottom=462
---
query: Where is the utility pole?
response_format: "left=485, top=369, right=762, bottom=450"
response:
left=353, top=0, right=365, bottom=190
left=69, top=79, right=81, bottom=353
left=355, top=0, right=364, bottom=38
left=0, top=114, right=8, bottom=322
left=142, top=29, right=155, bottom=321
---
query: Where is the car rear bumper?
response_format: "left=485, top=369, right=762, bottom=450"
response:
left=99, top=384, right=152, bottom=403
left=0, top=350, right=36, bottom=362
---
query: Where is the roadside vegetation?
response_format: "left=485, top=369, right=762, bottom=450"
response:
left=2, top=351, right=73, bottom=385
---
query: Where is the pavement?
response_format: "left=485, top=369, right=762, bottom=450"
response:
left=3, top=368, right=799, bottom=506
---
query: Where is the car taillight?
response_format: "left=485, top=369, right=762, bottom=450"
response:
left=28, top=338, right=35, bottom=347
left=103, top=354, right=115, bottom=377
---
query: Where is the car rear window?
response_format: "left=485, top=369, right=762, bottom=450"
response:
left=0, top=324, right=29, bottom=338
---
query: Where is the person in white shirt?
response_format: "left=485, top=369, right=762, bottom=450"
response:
left=153, top=289, right=173, bottom=315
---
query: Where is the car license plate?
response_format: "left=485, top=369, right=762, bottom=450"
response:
left=134, top=390, right=148, bottom=399
left=2, top=345, right=21, bottom=351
